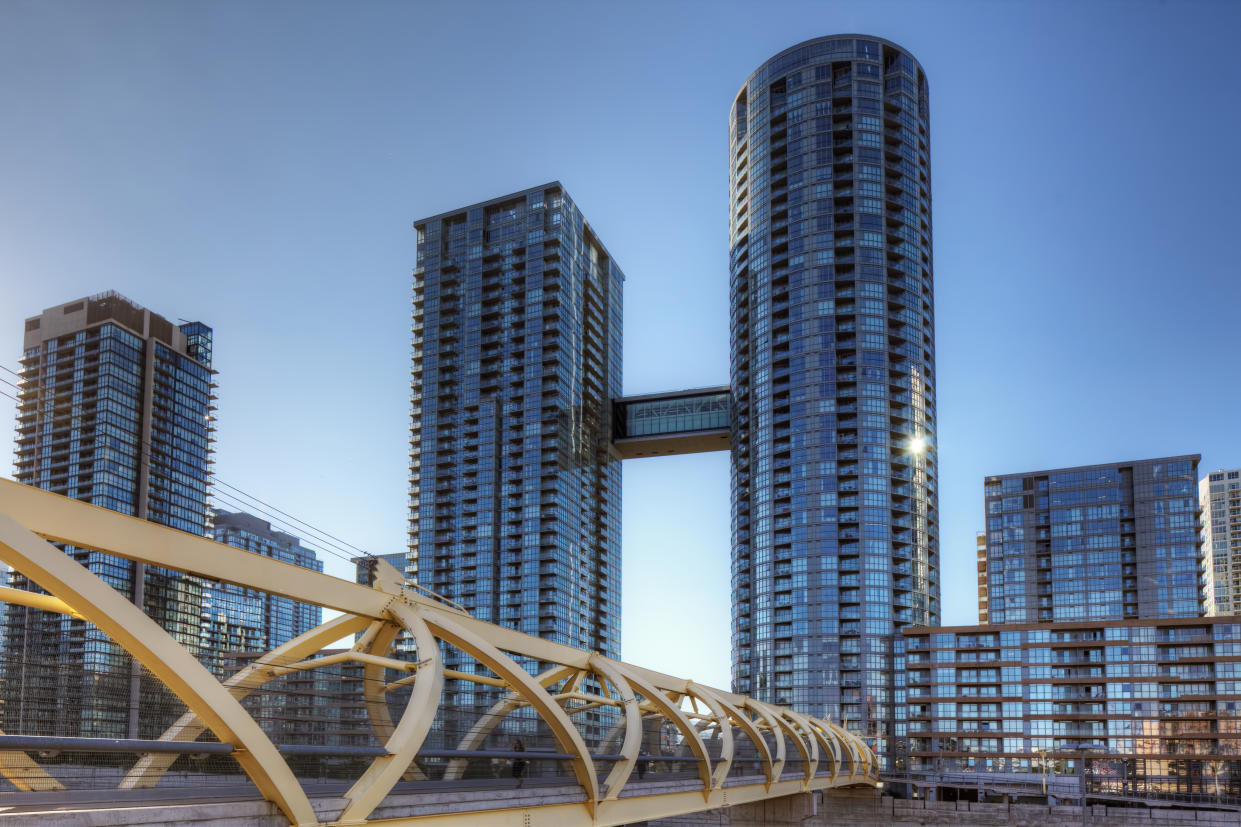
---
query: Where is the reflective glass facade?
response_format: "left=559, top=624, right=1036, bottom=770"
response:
left=903, top=618, right=1241, bottom=802
left=205, top=511, right=323, bottom=677
left=410, top=182, right=623, bottom=673
left=984, top=456, right=1203, bottom=625
left=3, top=293, right=215, bottom=738
left=614, top=389, right=730, bottom=438
left=728, top=36, right=939, bottom=765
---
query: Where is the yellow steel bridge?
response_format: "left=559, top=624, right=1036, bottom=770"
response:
left=0, top=479, right=878, bottom=826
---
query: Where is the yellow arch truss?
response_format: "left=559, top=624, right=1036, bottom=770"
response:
left=0, top=480, right=878, bottom=826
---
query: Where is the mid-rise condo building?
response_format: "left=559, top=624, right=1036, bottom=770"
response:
left=204, top=510, right=323, bottom=675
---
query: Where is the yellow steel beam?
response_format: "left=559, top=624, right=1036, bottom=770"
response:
left=838, top=729, right=864, bottom=782
left=0, top=481, right=880, bottom=732
left=608, top=662, right=713, bottom=800
left=0, top=513, right=317, bottom=827
left=0, top=584, right=84, bottom=619
left=421, top=608, right=601, bottom=816
left=442, top=669, right=507, bottom=688
left=383, top=672, right=421, bottom=694
left=0, top=481, right=759, bottom=705
left=785, top=708, right=831, bottom=783
left=686, top=684, right=735, bottom=790
left=551, top=690, right=624, bottom=708
left=442, top=665, right=576, bottom=782
left=700, top=691, right=773, bottom=780
left=778, top=709, right=819, bottom=785
left=745, top=701, right=786, bottom=787
left=764, top=705, right=813, bottom=785
left=356, top=618, right=402, bottom=747
left=268, top=649, right=413, bottom=677
left=0, top=483, right=676, bottom=690
left=122, top=612, right=370, bottom=790
left=0, top=479, right=393, bottom=619
left=336, top=602, right=444, bottom=825
left=587, top=657, right=641, bottom=801
left=0, top=731, right=65, bottom=793
left=0, top=480, right=878, bottom=826
left=353, top=619, right=430, bottom=784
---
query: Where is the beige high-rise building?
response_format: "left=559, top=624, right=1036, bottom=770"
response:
left=4, top=292, right=214, bottom=739
left=1202, top=468, right=1241, bottom=615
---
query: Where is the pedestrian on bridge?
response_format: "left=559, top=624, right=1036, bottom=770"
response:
left=512, top=739, right=527, bottom=788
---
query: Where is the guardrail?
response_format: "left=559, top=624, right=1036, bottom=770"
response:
left=884, top=770, right=1241, bottom=811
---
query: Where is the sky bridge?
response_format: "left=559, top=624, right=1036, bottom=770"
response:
left=0, top=479, right=877, bottom=826
left=611, top=387, right=730, bottom=459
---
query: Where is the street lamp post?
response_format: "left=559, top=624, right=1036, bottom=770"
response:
left=1207, top=759, right=1225, bottom=802
left=1078, top=751, right=1088, bottom=823
left=1067, top=743, right=1106, bottom=827
left=1035, top=748, right=1049, bottom=797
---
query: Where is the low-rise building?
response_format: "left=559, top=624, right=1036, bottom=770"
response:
left=900, top=617, right=1241, bottom=801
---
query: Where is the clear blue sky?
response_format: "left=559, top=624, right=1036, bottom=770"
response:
left=2, top=0, right=1238, bottom=689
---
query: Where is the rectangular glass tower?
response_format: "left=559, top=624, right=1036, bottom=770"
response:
left=983, top=455, right=1203, bottom=624
left=410, top=184, right=623, bottom=701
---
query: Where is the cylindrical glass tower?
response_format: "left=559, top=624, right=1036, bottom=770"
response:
left=729, top=36, right=938, bottom=766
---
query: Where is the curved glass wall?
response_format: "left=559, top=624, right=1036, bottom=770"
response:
left=729, top=36, right=939, bottom=769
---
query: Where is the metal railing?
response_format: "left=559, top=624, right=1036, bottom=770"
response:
left=885, top=769, right=1241, bottom=811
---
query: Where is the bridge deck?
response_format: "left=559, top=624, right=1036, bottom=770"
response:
left=0, top=775, right=881, bottom=826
